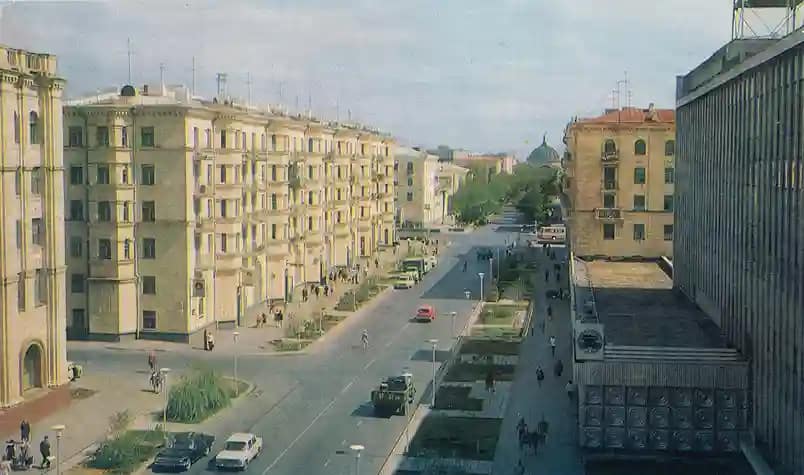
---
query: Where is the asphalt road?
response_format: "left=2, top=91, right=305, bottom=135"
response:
left=69, top=224, right=519, bottom=475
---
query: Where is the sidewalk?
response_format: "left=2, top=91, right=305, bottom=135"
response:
left=491, top=246, right=583, bottom=475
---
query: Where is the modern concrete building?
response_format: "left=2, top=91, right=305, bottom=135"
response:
left=0, top=45, right=68, bottom=407
left=570, top=258, right=751, bottom=466
left=563, top=106, right=675, bottom=259
left=64, top=84, right=394, bottom=342
left=676, top=31, right=804, bottom=474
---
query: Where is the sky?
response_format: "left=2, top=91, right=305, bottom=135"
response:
left=0, top=0, right=737, bottom=158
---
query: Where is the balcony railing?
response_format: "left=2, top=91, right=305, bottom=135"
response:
left=601, top=151, right=619, bottom=162
left=595, top=208, right=623, bottom=220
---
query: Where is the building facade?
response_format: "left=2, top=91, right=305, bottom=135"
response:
left=64, top=85, right=395, bottom=342
left=563, top=106, right=675, bottom=258
left=453, top=153, right=514, bottom=180
left=676, top=36, right=804, bottom=474
left=0, top=45, right=68, bottom=407
left=394, top=147, right=442, bottom=227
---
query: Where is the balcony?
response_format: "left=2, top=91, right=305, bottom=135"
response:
left=601, top=151, right=619, bottom=163
left=602, top=179, right=617, bottom=191
left=595, top=208, right=624, bottom=221
left=89, top=259, right=135, bottom=281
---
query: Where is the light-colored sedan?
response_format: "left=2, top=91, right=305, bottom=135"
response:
left=215, top=433, right=262, bottom=471
left=392, top=274, right=416, bottom=289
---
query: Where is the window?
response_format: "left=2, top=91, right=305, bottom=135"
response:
left=220, top=234, right=228, bottom=253
left=308, top=138, right=314, bottom=153
left=406, top=162, right=414, bottom=174
left=98, top=238, right=112, bottom=259
left=29, top=111, right=39, bottom=144
left=336, top=189, right=342, bottom=200
left=360, top=207, right=365, bottom=218
left=603, top=223, right=616, bottom=240
left=220, top=166, right=227, bottom=184
left=307, top=191, right=314, bottom=205
left=69, top=200, right=84, bottom=221
left=142, top=310, right=157, bottom=330
left=17, top=273, right=25, bottom=310
left=633, top=195, right=645, bottom=211
left=96, top=126, right=109, bottom=146
left=271, top=134, right=277, bottom=150
left=664, top=139, right=675, bottom=156
left=664, top=225, right=674, bottom=241
left=35, top=269, right=47, bottom=304
left=220, top=200, right=228, bottom=218
left=603, top=193, right=615, bottom=208
left=68, top=126, right=83, bottom=147
left=121, top=166, right=129, bottom=184
left=308, top=165, right=314, bottom=179
left=634, top=139, right=646, bottom=156
left=123, top=239, right=131, bottom=259
left=664, top=167, right=674, bottom=184
left=336, top=211, right=342, bottom=223
left=142, top=238, right=156, bottom=259
left=271, top=193, right=277, bottom=210
left=30, top=218, right=43, bottom=246
left=603, top=139, right=616, bottom=154
left=361, top=144, right=366, bottom=155
left=205, top=129, right=211, bottom=148
left=142, top=201, right=156, bottom=222
left=121, top=126, right=129, bottom=147
left=406, top=192, right=413, bottom=201
left=407, top=177, right=413, bottom=186
left=97, top=165, right=110, bottom=184
left=13, top=111, right=20, bottom=144
left=141, top=126, right=155, bottom=147
left=142, top=276, right=156, bottom=295
left=71, top=309, right=86, bottom=330
left=633, top=167, right=646, bottom=184
left=633, top=223, right=645, bottom=241
left=98, top=201, right=112, bottom=221
left=271, top=223, right=277, bottom=239
left=14, top=168, right=20, bottom=195
left=220, top=130, right=227, bottom=149
left=271, top=165, right=277, bottom=181
left=141, top=165, right=155, bottom=185
left=663, top=195, right=674, bottom=211
left=31, top=167, right=41, bottom=194
left=261, top=133, right=266, bottom=151
left=71, top=273, right=85, bottom=293
left=307, top=216, right=313, bottom=231
left=69, top=236, right=83, bottom=257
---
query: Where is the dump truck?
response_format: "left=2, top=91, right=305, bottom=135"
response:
left=371, top=373, right=416, bottom=416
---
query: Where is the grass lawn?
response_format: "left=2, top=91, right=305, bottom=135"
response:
left=444, top=363, right=515, bottom=383
left=408, top=415, right=502, bottom=461
left=460, top=338, right=521, bottom=356
left=434, top=386, right=483, bottom=411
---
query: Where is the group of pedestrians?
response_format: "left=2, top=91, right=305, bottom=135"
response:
left=1, top=420, right=51, bottom=473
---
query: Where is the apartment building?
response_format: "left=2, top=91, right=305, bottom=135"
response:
left=453, top=152, right=514, bottom=180
left=64, top=84, right=395, bottom=342
left=0, top=45, right=68, bottom=407
left=563, top=105, right=675, bottom=258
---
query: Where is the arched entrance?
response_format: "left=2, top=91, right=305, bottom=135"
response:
left=21, top=343, right=43, bottom=392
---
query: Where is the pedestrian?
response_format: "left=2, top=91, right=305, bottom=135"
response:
left=485, top=369, right=495, bottom=392
left=20, top=420, right=30, bottom=442
left=148, top=350, right=156, bottom=372
left=566, top=380, right=575, bottom=400
left=262, top=313, right=268, bottom=327
left=324, top=284, right=330, bottom=297
left=207, top=332, right=215, bottom=351
left=547, top=305, right=553, bottom=320
left=302, top=288, right=308, bottom=302
left=536, top=366, right=544, bottom=386
left=516, top=458, right=525, bottom=475
left=549, top=335, right=557, bottom=357
left=203, top=329, right=209, bottom=350
left=544, top=270, right=549, bottom=283
left=516, top=416, right=526, bottom=438
left=374, top=258, right=379, bottom=269
left=463, top=260, right=467, bottom=272
left=556, top=271, right=561, bottom=283
left=314, top=286, right=321, bottom=299
left=0, top=456, right=11, bottom=475
left=554, top=359, right=564, bottom=377
left=39, top=436, right=51, bottom=469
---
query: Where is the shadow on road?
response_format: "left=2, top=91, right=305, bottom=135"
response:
left=420, top=247, right=501, bottom=300
left=350, top=402, right=392, bottom=419
left=409, top=349, right=451, bottom=363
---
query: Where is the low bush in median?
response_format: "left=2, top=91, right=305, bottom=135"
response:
left=166, top=368, right=232, bottom=423
left=88, top=429, right=164, bottom=474
left=334, top=279, right=385, bottom=311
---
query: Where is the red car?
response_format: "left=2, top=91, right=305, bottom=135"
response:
left=415, top=305, right=436, bottom=322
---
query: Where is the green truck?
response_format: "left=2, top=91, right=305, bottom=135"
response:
left=402, top=257, right=431, bottom=279
left=371, top=373, right=416, bottom=416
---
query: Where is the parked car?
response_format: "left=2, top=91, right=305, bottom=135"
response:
left=215, top=433, right=262, bottom=471
left=392, top=274, right=416, bottom=289
left=414, top=304, right=437, bottom=322
left=152, top=432, right=215, bottom=472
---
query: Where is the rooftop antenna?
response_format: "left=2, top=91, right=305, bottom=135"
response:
left=732, top=0, right=800, bottom=39
left=127, top=38, right=133, bottom=84
left=159, top=63, right=166, bottom=95
left=307, top=93, right=312, bottom=118
left=295, top=95, right=299, bottom=113
left=216, top=73, right=228, bottom=101
left=348, top=109, right=352, bottom=122
left=191, top=56, right=196, bottom=96
left=246, top=72, right=252, bottom=107
left=623, top=71, right=632, bottom=108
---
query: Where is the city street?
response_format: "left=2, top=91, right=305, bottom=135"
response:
left=67, top=225, right=516, bottom=475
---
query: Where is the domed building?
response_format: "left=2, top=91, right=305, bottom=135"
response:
left=526, top=134, right=561, bottom=168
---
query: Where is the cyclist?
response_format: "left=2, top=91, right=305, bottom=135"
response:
left=361, top=330, right=369, bottom=350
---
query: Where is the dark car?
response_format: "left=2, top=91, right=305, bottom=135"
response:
left=152, top=432, right=215, bottom=472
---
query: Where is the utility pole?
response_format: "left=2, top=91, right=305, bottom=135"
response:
left=191, top=56, right=196, bottom=96
left=246, top=72, right=252, bottom=106
left=159, top=63, right=166, bottom=95
left=127, top=38, right=133, bottom=84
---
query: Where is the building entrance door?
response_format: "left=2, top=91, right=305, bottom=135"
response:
left=22, top=344, right=42, bottom=391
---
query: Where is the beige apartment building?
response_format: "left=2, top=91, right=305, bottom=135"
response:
left=454, top=153, right=514, bottom=181
left=395, top=147, right=468, bottom=227
left=64, top=84, right=395, bottom=342
left=563, top=105, right=675, bottom=258
left=0, top=45, right=68, bottom=407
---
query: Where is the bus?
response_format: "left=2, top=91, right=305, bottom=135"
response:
left=536, top=225, right=566, bottom=244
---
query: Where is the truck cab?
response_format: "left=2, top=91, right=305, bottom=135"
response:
left=371, top=373, right=416, bottom=416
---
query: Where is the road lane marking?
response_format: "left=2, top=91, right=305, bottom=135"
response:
left=363, top=357, right=377, bottom=370
left=356, top=420, right=362, bottom=427
left=340, top=381, right=354, bottom=394
left=323, top=458, right=330, bottom=467
left=262, top=397, right=338, bottom=473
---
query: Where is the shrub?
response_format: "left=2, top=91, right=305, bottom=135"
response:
left=108, top=410, right=132, bottom=435
left=166, top=368, right=232, bottom=423
left=89, top=429, right=164, bottom=473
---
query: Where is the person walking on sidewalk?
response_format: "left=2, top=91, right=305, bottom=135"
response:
left=39, top=436, right=50, bottom=469
left=20, top=420, right=30, bottom=442
left=485, top=369, right=496, bottom=393
left=462, top=260, right=467, bottom=272
left=207, top=332, right=215, bottom=351
left=544, top=269, right=549, bottom=283
left=536, top=366, right=545, bottom=386
left=546, top=304, right=553, bottom=321
left=148, top=350, right=157, bottom=372
left=549, top=335, right=556, bottom=357
left=566, top=380, right=576, bottom=400
left=554, top=359, right=564, bottom=378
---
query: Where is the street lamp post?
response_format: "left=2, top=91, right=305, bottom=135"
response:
left=489, top=257, right=493, bottom=281
left=349, top=444, right=364, bottom=475
left=478, top=272, right=485, bottom=302
left=403, top=369, right=413, bottom=454
left=232, top=332, right=240, bottom=397
left=51, top=424, right=65, bottom=475
left=428, top=339, right=438, bottom=407
left=450, top=311, right=457, bottom=339
left=159, top=368, right=171, bottom=431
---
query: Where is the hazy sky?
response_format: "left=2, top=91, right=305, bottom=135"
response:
left=1, top=0, right=734, bottom=157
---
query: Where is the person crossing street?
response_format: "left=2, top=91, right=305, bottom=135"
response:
left=549, top=335, right=556, bottom=357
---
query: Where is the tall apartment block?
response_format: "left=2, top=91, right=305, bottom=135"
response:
left=563, top=106, right=676, bottom=258
left=676, top=32, right=804, bottom=473
left=64, top=85, right=395, bottom=342
left=0, top=45, right=68, bottom=407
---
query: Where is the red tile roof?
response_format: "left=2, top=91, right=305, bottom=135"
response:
left=577, top=106, right=675, bottom=124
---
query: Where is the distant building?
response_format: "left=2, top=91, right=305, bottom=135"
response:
left=677, top=32, right=804, bottom=474
left=526, top=134, right=561, bottom=168
left=563, top=105, right=675, bottom=258
left=0, top=45, right=69, bottom=407
left=453, top=153, right=514, bottom=181
left=394, top=147, right=467, bottom=227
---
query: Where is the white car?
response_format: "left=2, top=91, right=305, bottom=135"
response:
left=215, top=433, right=262, bottom=470
left=392, top=274, right=415, bottom=289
